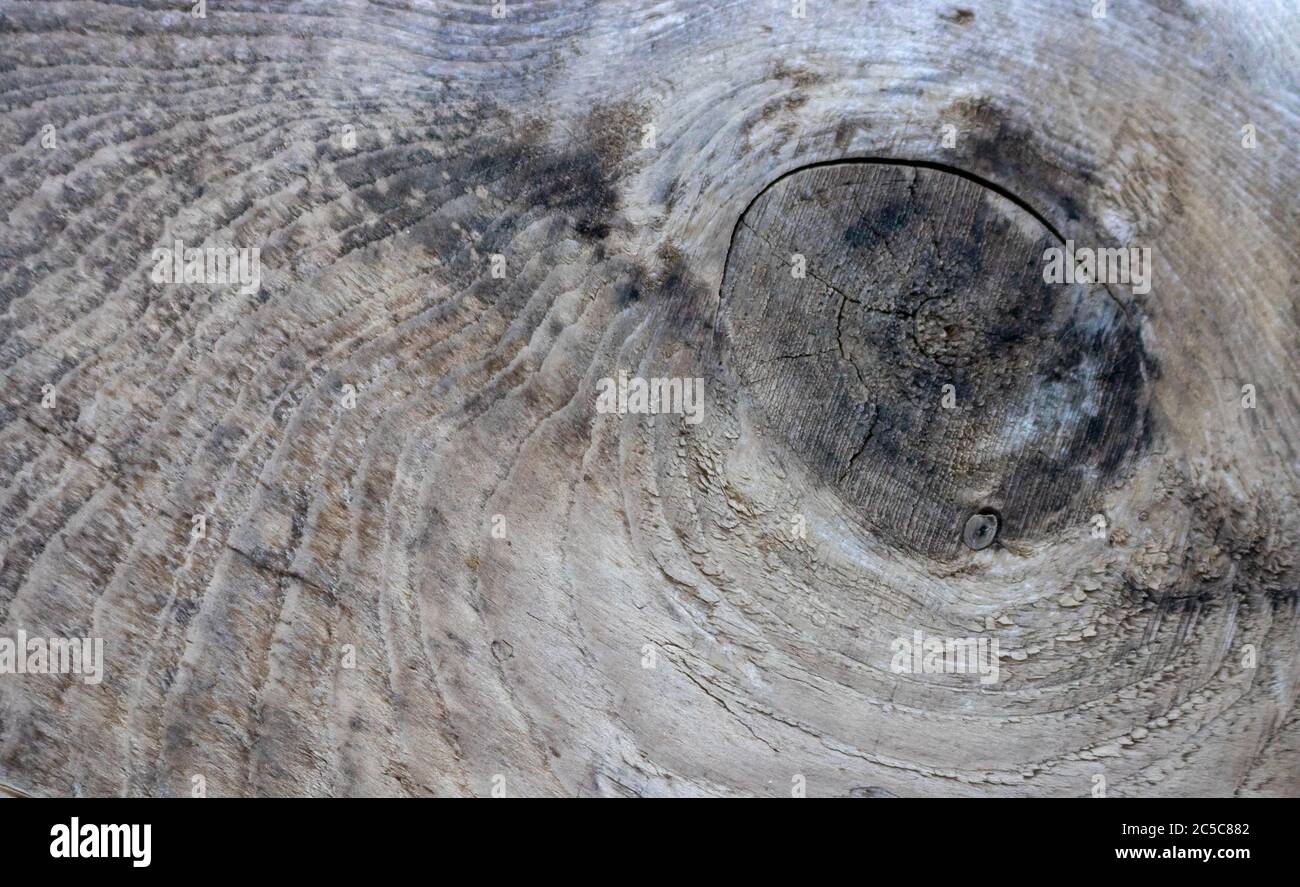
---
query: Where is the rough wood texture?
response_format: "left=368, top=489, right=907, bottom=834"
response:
left=722, top=162, right=1149, bottom=557
left=0, top=0, right=1295, bottom=797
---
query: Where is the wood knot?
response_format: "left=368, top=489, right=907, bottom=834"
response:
left=718, top=161, right=1152, bottom=558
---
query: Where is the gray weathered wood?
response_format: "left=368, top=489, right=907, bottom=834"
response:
left=0, top=0, right=1295, bottom=797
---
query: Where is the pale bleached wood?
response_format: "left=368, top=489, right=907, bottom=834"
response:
left=0, top=0, right=1295, bottom=797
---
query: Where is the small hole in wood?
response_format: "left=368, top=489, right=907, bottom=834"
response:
left=963, top=508, right=1001, bottom=551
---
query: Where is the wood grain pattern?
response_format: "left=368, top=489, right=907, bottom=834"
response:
left=721, top=161, right=1150, bottom=557
left=0, top=0, right=1295, bottom=797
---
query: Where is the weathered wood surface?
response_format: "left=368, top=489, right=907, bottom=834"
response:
left=0, top=0, right=1295, bottom=797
